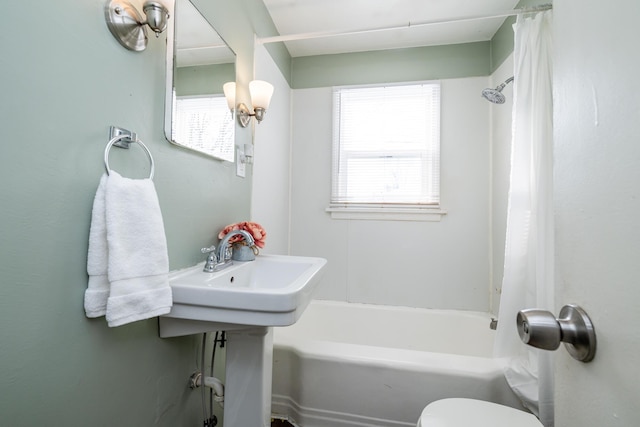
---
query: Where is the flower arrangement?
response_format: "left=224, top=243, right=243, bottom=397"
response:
left=218, top=221, right=267, bottom=248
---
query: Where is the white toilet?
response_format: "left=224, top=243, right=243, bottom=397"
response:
left=417, top=398, right=543, bottom=427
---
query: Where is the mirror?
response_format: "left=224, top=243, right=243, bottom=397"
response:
left=165, top=0, right=237, bottom=162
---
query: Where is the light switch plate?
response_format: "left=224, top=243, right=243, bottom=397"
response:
left=236, top=145, right=246, bottom=178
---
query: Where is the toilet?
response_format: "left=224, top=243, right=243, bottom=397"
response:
left=417, top=398, right=543, bottom=427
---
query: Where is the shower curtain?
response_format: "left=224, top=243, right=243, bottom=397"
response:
left=494, top=10, right=554, bottom=427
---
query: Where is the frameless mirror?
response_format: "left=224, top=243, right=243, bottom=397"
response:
left=164, top=0, right=237, bottom=162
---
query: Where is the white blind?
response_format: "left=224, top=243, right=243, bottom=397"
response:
left=173, top=95, right=234, bottom=161
left=331, top=82, right=441, bottom=207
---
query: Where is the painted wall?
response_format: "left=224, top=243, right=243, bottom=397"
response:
left=291, top=42, right=490, bottom=89
left=553, top=0, right=640, bottom=424
left=251, top=43, right=293, bottom=255
left=175, top=63, right=235, bottom=96
left=0, top=0, right=280, bottom=425
left=289, top=78, right=493, bottom=311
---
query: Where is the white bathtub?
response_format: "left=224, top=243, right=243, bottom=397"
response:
left=271, top=300, right=524, bottom=427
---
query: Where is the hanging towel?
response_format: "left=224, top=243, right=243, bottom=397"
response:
left=84, top=171, right=172, bottom=327
left=104, top=171, right=172, bottom=327
left=84, top=174, right=110, bottom=318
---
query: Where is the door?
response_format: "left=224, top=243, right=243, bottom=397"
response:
left=553, top=0, right=640, bottom=425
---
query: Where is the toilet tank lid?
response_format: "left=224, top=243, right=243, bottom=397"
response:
left=418, top=398, right=543, bottom=427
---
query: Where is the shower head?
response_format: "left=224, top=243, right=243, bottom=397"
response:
left=481, top=76, right=514, bottom=104
left=482, top=87, right=506, bottom=104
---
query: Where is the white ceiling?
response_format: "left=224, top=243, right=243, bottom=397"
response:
left=175, top=0, right=235, bottom=67
left=261, top=0, right=521, bottom=57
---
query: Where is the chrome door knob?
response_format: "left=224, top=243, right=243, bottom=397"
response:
left=517, top=309, right=562, bottom=351
left=517, top=304, right=596, bottom=362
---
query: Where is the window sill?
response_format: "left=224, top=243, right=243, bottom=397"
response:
left=325, top=206, right=447, bottom=222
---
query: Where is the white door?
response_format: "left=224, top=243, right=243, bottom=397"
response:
left=553, top=0, right=640, bottom=425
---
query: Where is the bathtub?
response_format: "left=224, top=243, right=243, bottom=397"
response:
left=271, top=300, right=524, bottom=427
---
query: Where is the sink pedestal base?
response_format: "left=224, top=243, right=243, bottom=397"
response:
left=224, top=327, right=273, bottom=427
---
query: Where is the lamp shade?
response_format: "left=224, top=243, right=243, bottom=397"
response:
left=249, top=80, right=274, bottom=110
left=223, top=82, right=236, bottom=111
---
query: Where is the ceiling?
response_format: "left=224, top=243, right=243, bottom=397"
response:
left=175, top=0, right=235, bottom=67
left=261, top=0, right=521, bottom=57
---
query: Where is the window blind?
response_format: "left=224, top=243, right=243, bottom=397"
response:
left=331, top=82, right=441, bottom=207
left=173, top=95, right=234, bottom=160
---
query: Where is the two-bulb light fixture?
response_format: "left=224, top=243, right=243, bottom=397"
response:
left=105, top=0, right=170, bottom=51
left=223, top=81, right=275, bottom=128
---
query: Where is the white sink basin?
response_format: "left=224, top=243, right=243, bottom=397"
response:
left=159, top=254, right=327, bottom=337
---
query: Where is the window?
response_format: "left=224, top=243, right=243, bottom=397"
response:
left=173, top=95, right=234, bottom=162
left=329, top=82, right=444, bottom=220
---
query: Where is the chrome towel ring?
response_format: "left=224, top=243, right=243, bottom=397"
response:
left=104, top=126, right=155, bottom=180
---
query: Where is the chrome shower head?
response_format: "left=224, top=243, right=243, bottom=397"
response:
left=481, top=76, right=514, bottom=104
left=482, top=88, right=506, bottom=104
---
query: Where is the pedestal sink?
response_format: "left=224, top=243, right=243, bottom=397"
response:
left=159, top=254, right=327, bottom=427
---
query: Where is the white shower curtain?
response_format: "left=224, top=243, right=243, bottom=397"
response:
left=494, top=10, right=554, bottom=427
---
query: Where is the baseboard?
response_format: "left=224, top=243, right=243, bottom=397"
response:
left=272, top=394, right=415, bottom=427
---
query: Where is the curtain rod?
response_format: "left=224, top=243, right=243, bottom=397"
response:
left=257, top=3, right=552, bottom=45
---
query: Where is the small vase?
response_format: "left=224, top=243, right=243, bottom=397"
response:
left=232, top=243, right=257, bottom=262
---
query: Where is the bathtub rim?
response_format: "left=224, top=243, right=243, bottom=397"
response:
left=274, top=299, right=500, bottom=360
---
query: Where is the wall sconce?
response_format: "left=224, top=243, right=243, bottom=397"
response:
left=234, top=81, right=275, bottom=128
left=224, top=82, right=257, bottom=165
left=223, top=80, right=274, bottom=127
left=223, top=82, right=237, bottom=114
left=105, top=0, right=170, bottom=52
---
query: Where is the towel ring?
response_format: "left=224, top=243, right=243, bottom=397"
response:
left=104, top=134, right=155, bottom=180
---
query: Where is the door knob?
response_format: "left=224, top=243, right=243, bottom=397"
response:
left=517, top=304, right=596, bottom=362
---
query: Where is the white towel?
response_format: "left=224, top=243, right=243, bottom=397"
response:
left=84, top=174, right=110, bottom=317
left=84, top=171, right=172, bottom=327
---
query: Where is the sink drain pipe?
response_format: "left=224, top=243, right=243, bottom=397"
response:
left=190, top=372, right=225, bottom=407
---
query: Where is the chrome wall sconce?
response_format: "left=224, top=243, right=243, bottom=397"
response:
left=223, top=81, right=275, bottom=128
left=105, top=0, right=170, bottom=51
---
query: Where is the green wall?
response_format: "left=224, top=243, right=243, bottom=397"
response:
left=0, top=0, right=278, bottom=425
left=176, top=63, right=236, bottom=96
left=291, top=42, right=491, bottom=89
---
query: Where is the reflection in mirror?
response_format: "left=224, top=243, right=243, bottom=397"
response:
left=165, top=0, right=237, bottom=162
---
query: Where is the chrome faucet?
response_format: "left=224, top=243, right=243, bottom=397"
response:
left=217, top=230, right=254, bottom=267
left=201, top=230, right=255, bottom=273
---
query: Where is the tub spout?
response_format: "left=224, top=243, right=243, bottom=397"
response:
left=490, top=318, right=498, bottom=330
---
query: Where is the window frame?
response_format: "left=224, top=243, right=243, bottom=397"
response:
left=327, top=81, right=446, bottom=221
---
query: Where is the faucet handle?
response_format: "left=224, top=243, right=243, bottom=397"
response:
left=201, top=246, right=218, bottom=273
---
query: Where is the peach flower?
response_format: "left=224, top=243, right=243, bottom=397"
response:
left=218, top=221, right=267, bottom=248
